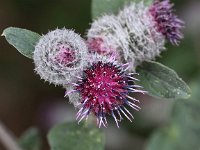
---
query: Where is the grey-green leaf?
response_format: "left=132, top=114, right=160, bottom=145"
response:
left=2, top=27, right=41, bottom=59
left=92, top=0, right=153, bottom=19
left=146, top=79, right=200, bottom=150
left=146, top=116, right=200, bottom=150
left=172, top=79, right=200, bottom=131
left=136, top=61, right=191, bottom=99
left=48, top=122, right=105, bottom=150
left=18, top=127, right=42, bottom=150
left=145, top=125, right=180, bottom=150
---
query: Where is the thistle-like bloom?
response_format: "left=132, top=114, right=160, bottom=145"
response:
left=66, top=55, right=145, bottom=128
left=118, top=2, right=166, bottom=66
left=149, top=0, right=184, bottom=45
left=33, top=28, right=88, bottom=86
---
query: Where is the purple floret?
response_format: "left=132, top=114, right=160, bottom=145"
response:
left=150, top=0, right=184, bottom=45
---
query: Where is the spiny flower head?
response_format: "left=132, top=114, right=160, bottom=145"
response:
left=118, top=2, right=166, bottom=67
left=33, top=28, right=88, bottom=86
left=149, top=0, right=184, bottom=45
left=66, top=55, right=146, bottom=128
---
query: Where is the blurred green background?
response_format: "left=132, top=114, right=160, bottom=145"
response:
left=0, top=0, right=200, bottom=150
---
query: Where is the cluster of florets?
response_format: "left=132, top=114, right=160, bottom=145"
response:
left=33, top=0, right=184, bottom=128
left=149, top=0, right=184, bottom=45
left=87, top=0, right=184, bottom=67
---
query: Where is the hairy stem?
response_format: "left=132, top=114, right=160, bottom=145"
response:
left=0, top=121, right=22, bottom=150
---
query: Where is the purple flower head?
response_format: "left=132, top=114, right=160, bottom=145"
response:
left=149, top=0, right=184, bottom=45
left=66, top=55, right=146, bottom=128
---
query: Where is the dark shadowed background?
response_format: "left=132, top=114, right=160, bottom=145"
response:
left=0, top=0, right=200, bottom=150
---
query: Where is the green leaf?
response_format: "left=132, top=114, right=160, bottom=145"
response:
left=159, top=37, right=198, bottom=79
left=171, top=109, right=200, bottom=150
left=187, top=79, right=200, bottom=101
left=48, top=122, right=105, bottom=150
left=146, top=79, right=200, bottom=150
left=172, top=79, right=200, bottom=131
left=172, top=99, right=200, bottom=131
left=2, top=27, right=41, bottom=59
left=92, top=0, right=153, bottom=19
left=146, top=119, right=200, bottom=150
left=18, top=127, right=42, bottom=150
left=145, top=125, right=180, bottom=150
left=136, top=61, right=191, bottom=99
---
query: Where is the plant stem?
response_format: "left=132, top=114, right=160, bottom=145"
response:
left=0, top=121, right=22, bottom=150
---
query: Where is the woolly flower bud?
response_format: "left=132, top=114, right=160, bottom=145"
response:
left=33, top=28, right=88, bottom=86
left=87, top=37, right=118, bottom=58
left=118, top=2, right=166, bottom=66
left=149, top=0, right=184, bottom=45
left=87, top=15, right=135, bottom=67
left=66, top=54, right=146, bottom=128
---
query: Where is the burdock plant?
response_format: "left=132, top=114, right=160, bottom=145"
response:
left=1, top=0, right=192, bottom=150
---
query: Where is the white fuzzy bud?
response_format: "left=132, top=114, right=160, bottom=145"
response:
left=87, top=3, right=166, bottom=70
left=33, top=28, right=88, bottom=86
left=118, top=2, right=166, bottom=66
left=87, top=15, right=135, bottom=67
